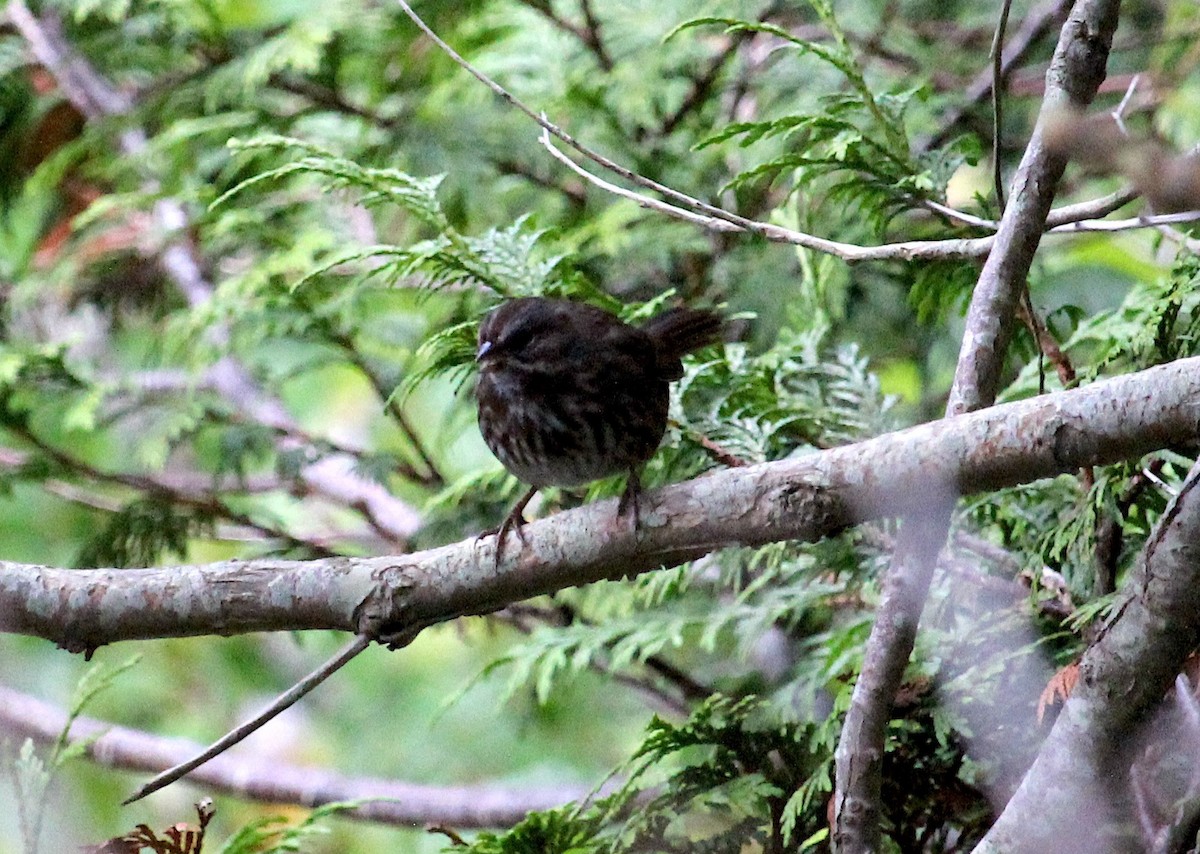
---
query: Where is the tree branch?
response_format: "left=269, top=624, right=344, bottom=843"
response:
left=834, top=0, right=1122, bottom=849
left=0, top=356, right=1195, bottom=652
left=974, top=456, right=1200, bottom=853
left=0, top=684, right=586, bottom=828
left=948, top=0, right=1120, bottom=415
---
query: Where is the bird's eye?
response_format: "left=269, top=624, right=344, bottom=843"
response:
left=500, top=324, right=535, bottom=355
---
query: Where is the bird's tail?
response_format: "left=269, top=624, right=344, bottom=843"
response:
left=641, top=307, right=722, bottom=378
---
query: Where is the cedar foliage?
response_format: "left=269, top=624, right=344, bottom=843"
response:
left=1, top=0, right=1198, bottom=852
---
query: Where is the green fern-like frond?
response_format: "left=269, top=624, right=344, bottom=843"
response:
left=216, top=134, right=448, bottom=230
left=75, top=498, right=211, bottom=569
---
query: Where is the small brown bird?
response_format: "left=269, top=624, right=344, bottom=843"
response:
left=475, top=297, right=721, bottom=551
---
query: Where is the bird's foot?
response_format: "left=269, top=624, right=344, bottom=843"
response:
left=617, top=471, right=643, bottom=534
left=479, top=486, right=538, bottom=564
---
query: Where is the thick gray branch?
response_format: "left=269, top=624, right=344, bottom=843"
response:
left=0, top=358, right=1195, bottom=651
left=0, top=685, right=579, bottom=828
left=834, top=1, right=1121, bottom=848
left=974, top=457, right=1200, bottom=853
left=948, top=0, right=1120, bottom=416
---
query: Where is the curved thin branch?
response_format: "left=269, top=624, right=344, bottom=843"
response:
left=0, top=684, right=586, bottom=828
left=990, top=0, right=1015, bottom=210
left=0, top=356, right=1195, bottom=652
left=538, top=129, right=995, bottom=262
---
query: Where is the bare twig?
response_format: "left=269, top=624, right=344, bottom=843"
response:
left=1044, top=186, right=1138, bottom=225
left=123, top=634, right=371, bottom=803
left=1110, top=73, right=1140, bottom=135
left=0, top=684, right=585, bottom=827
left=318, top=326, right=444, bottom=489
left=1015, top=291, right=1074, bottom=387
left=991, top=0, right=1015, bottom=210
left=1050, top=209, right=1200, bottom=232
left=538, top=128, right=994, bottom=261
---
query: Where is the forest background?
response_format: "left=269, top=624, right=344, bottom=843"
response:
left=2, top=0, right=1200, bottom=852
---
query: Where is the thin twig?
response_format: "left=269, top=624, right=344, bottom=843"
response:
left=538, top=128, right=993, bottom=260
left=923, top=0, right=1072, bottom=151
left=1110, top=73, right=1140, bottom=135
left=1044, top=186, right=1139, bottom=225
left=1050, top=210, right=1200, bottom=232
left=991, top=0, right=1015, bottom=210
left=123, top=634, right=372, bottom=804
left=0, top=684, right=580, bottom=827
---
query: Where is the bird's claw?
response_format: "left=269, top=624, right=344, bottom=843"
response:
left=479, top=510, right=529, bottom=565
left=617, top=476, right=642, bottom=534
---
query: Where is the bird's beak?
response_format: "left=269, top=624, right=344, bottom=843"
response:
left=476, top=340, right=493, bottom=362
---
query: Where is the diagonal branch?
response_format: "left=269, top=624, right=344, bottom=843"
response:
left=0, top=356, right=1194, bottom=652
left=974, top=456, right=1200, bottom=853
left=0, top=684, right=588, bottom=828
left=833, top=0, right=1122, bottom=849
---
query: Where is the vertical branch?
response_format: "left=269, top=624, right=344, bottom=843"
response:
left=948, top=0, right=1120, bottom=416
left=832, top=0, right=1121, bottom=850
left=991, top=0, right=1015, bottom=211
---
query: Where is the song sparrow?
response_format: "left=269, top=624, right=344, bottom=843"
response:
left=476, top=297, right=721, bottom=552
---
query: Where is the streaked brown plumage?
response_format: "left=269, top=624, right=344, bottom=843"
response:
left=475, top=297, right=721, bottom=551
